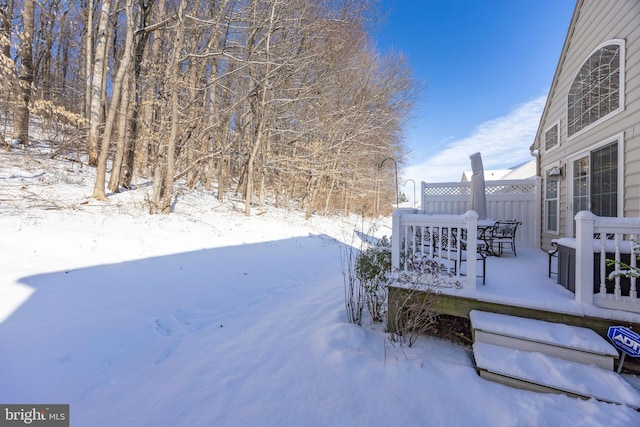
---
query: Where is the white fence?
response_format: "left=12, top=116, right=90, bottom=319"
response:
left=391, top=209, right=481, bottom=290
left=421, top=178, right=541, bottom=248
left=574, top=211, right=640, bottom=313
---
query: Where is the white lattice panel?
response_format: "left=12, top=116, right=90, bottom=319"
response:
left=420, top=178, right=541, bottom=248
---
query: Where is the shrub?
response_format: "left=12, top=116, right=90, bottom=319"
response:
left=341, top=242, right=366, bottom=326
left=387, top=254, right=461, bottom=347
left=355, top=236, right=391, bottom=322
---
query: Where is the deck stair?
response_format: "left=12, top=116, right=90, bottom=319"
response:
left=470, top=310, right=640, bottom=409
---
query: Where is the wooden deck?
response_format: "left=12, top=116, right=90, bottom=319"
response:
left=387, top=247, right=640, bottom=340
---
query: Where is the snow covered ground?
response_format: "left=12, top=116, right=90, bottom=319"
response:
left=1, top=147, right=640, bottom=426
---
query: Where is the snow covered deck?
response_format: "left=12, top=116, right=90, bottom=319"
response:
left=391, top=209, right=640, bottom=328
left=388, top=246, right=640, bottom=338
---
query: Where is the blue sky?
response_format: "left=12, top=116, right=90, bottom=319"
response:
left=375, top=0, right=576, bottom=191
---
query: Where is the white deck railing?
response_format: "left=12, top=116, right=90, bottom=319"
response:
left=574, top=211, right=640, bottom=313
left=391, top=209, right=479, bottom=289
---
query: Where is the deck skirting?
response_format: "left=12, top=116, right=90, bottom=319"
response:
left=387, top=286, right=640, bottom=342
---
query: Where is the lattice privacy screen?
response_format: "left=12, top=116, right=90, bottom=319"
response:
left=422, top=181, right=537, bottom=197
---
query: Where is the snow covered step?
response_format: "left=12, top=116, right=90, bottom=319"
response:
left=473, top=342, right=640, bottom=410
left=469, top=310, right=619, bottom=370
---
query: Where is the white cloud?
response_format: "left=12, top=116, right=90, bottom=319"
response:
left=401, top=96, right=546, bottom=192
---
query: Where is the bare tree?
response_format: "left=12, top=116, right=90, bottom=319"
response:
left=87, top=0, right=111, bottom=166
left=83, top=0, right=94, bottom=119
left=1, top=0, right=416, bottom=218
left=149, top=0, right=186, bottom=214
left=12, top=0, right=35, bottom=146
left=93, top=0, right=136, bottom=200
left=0, top=0, right=13, bottom=58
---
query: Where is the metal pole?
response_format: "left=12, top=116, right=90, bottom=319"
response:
left=380, top=158, right=398, bottom=209
left=404, top=179, right=415, bottom=208
left=617, top=353, right=626, bottom=374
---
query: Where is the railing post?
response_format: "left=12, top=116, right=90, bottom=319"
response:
left=391, top=209, right=403, bottom=271
left=465, top=210, right=478, bottom=289
left=391, top=208, right=418, bottom=272
left=575, top=211, right=596, bottom=305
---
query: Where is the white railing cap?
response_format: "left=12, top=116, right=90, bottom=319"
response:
left=575, top=211, right=597, bottom=221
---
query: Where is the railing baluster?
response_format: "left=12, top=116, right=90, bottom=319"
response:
left=445, top=227, right=452, bottom=278
left=455, top=226, right=462, bottom=279
left=631, top=234, right=637, bottom=300
left=599, top=235, right=607, bottom=296
left=453, top=227, right=459, bottom=279
left=411, top=225, right=417, bottom=265
left=403, top=224, right=409, bottom=272
left=614, top=234, right=622, bottom=299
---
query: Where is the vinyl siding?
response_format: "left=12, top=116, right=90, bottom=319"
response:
left=537, top=0, right=640, bottom=250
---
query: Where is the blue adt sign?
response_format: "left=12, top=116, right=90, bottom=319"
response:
left=608, top=326, right=640, bottom=357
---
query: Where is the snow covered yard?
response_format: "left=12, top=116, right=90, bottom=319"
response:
left=2, top=148, right=640, bottom=426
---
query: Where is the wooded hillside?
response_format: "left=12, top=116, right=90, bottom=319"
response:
left=0, top=0, right=417, bottom=216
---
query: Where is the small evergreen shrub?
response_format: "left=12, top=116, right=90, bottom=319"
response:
left=355, top=236, right=391, bottom=322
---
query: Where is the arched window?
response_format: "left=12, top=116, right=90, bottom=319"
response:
left=567, top=40, right=624, bottom=137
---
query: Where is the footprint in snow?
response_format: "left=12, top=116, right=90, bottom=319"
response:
left=154, top=319, right=173, bottom=337
left=155, top=343, right=180, bottom=365
left=172, top=307, right=221, bottom=334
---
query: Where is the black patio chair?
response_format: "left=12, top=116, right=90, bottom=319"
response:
left=488, top=220, right=522, bottom=256
left=439, top=227, right=487, bottom=285
left=548, top=240, right=558, bottom=277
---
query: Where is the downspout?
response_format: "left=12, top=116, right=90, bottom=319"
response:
left=530, top=143, right=543, bottom=249
left=529, top=144, right=540, bottom=177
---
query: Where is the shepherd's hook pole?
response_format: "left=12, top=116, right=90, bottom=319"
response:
left=404, top=179, right=416, bottom=208
left=380, top=158, right=398, bottom=209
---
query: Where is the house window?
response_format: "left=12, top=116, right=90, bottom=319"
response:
left=545, top=171, right=560, bottom=233
left=571, top=142, right=618, bottom=219
left=567, top=40, right=624, bottom=137
left=544, top=123, right=559, bottom=151
left=591, top=142, right=618, bottom=217
left=572, top=156, right=589, bottom=218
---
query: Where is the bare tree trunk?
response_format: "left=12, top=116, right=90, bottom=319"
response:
left=54, top=6, right=71, bottom=105
left=121, top=72, right=137, bottom=189
left=88, top=0, right=111, bottom=166
left=93, top=0, right=135, bottom=200
left=0, top=0, right=16, bottom=131
left=243, top=0, right=278, bottom=216
left=150, top=0, right=186, bottom=214
left=324, top=175, right=337, bottom=216
left=108, top=69, right=132, bottom=192
left=244, top=120, right=263, bottom=215
left=12, top=0, right=34, bottom=146
left=305, top=175, right=319, bottom=219
left=83, top=0, right=94, bottom=119
left=0, top=0, right=13, bottom=57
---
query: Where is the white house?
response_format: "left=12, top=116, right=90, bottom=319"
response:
left=391, top=0, right=640, bottom=315
left=532, top=0, right=640, bottom=251
left=459, top=160, right=536, bottom=183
